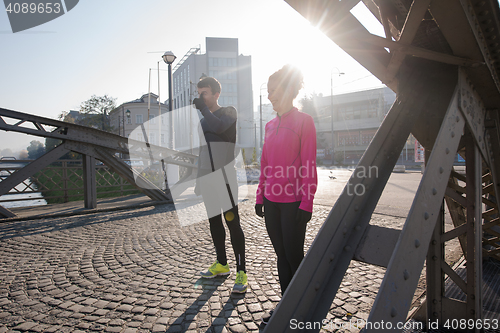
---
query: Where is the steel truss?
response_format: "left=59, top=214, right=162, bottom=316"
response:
left=0, top=107, right=197, bottom=218
left=264, top=0, right=500, bottom=331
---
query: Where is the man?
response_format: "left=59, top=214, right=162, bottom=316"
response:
left=193, top=76, right=247, bottom=293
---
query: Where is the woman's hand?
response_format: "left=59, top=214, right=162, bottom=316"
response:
left=255, top=204, right=264, bottom=217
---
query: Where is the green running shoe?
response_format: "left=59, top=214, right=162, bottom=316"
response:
left=232, top=270, right=248, bottom=293
left=200, top=261, right=230, bottom=278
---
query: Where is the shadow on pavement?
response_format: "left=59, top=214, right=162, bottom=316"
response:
left=0, top=203, right=176, bottom=240
left=166, top=275, right=230, bottom=333
left=203, top=292, right=246, bottom=333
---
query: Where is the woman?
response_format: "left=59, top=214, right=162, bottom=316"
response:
left=255, top=64, right=318, bottom=324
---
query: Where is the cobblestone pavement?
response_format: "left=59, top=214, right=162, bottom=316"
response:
left=0, top=199, right=400, bottom=333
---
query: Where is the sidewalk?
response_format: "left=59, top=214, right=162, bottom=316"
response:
left=0, top=193, right=397, bottom=333
left=3, top=194, right=160, bottom=222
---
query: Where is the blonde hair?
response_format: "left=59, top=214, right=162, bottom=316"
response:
left=268, top=64, right=304, bottom=100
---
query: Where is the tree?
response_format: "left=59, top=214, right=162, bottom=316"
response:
left=1, top=148, right=13, bottom=158
left=79, top=95, right=117, bottom=131
left=18, top=150, right=28, bottom=160
left=299, top=93, right=319, bottom=119
left=27, top=140, right=45, bottom=159
left=334, top=151, right=344, bottom=165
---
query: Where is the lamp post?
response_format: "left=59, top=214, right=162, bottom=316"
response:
left=124, top=109, right=131, bottom=159
left=259, top=82, right=267, bottom=155
left=125, top=109, right=131, bottom=136
left=330, top=67, right=345, bottom=165
left=162, top=51, right=176, bottom=149
left=121, top=107, right=125, bottom=137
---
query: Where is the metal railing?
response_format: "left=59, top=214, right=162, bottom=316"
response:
left=0, top=159, right=140, bottom=205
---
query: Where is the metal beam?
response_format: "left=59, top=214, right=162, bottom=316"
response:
left=82, top=155, right=97, bottom=209
left=426, top=201, right=445, bottom=323
left=385, top=0, right=433, bottom=82
left=359, top=34, right=483, bottom=67
left=429, top=0, right=500, bottom=106
left=0, top=107, right=197, bottom=163
left=354, top=225, right=400, bottom=268
left=0, top=144, right=70, bottom=217
left=284, top=0, right=397, bottom=91
left=368, top=83, right=466, bottom=327
left=465, top=130, right=483, bottom=324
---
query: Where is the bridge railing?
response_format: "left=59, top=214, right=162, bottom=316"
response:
left=0, top=159, right=141, bottom=206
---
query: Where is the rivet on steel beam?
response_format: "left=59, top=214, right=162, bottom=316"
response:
left=451, top=132, right=455, bottom=138
left=433, top=312, right=439, bottom=317
left=343, top=228, right=348, bottom=235
left=433, top=299, right=438, bottom=305
left=424, top=212, right=430, bottom=220
left=432, top=256, right=438, bottom=261
left=330, top=253, right=335, bottom=261
left=315, top=282, right=321, bottom=290
left=354, top=205, right=359, bottom=211
left=403, top=270, right=409, bottom=280
left=432, top=240, right=437, bottom=245
left=471, top=294, right=475, bottom=300
left=471, top=309, right=475, bottom=315
left=390, top=307, right=397, bottom=317
left=415, top=239, right=420, bottom=248
left=439, top=167, right=444, bottom=174
left=445, top=148, right=450, bottom=154
left=344, top=246, right=351, bottom=252
left=432, top=188, right=437, bottom=195
left=456, top=116, right=460, bottom=122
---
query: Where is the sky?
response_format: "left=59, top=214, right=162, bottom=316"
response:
left=0, top=0, right=385, bottom=153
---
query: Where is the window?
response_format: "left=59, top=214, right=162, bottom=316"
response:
left=149, top=115, right=156, bottom=124
left=127, top=116, right=132, bottom=124
left=136, top=114, right=143, bottom=124
left=149, top=133, right=155, bottom=144
left=161, top=134, right=165, bottom=144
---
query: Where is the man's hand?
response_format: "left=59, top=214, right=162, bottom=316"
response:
left=255, top=204, right=264, bottom=217
left=193, top=97, right=207, bottom=111
left=296, top=209, right=312, bottom=224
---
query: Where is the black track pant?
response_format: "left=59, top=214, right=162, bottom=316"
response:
left=264, top=196, right=307, bottom=294
left=207, top=205, right=245, bottom=272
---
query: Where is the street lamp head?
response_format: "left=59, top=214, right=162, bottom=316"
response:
left=126, top=109, right=131, bottom=118
left=331, top=67, right=345, bottom=76
left=162, top=51, right=176, bottom=65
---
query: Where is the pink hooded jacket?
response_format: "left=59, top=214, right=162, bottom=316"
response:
left=256, top=107, right=318, bottom=212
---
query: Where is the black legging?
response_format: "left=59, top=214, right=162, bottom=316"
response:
left=208, top=205, right=245, bottom=272
left=264, top=196, right=307, bottom=294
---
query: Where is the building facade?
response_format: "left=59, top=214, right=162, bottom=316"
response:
left=309, top=86, right=416, bottom=165
left=109, top=93, right=170, bottom=147
left=171, top=37, right=254, bottom=150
